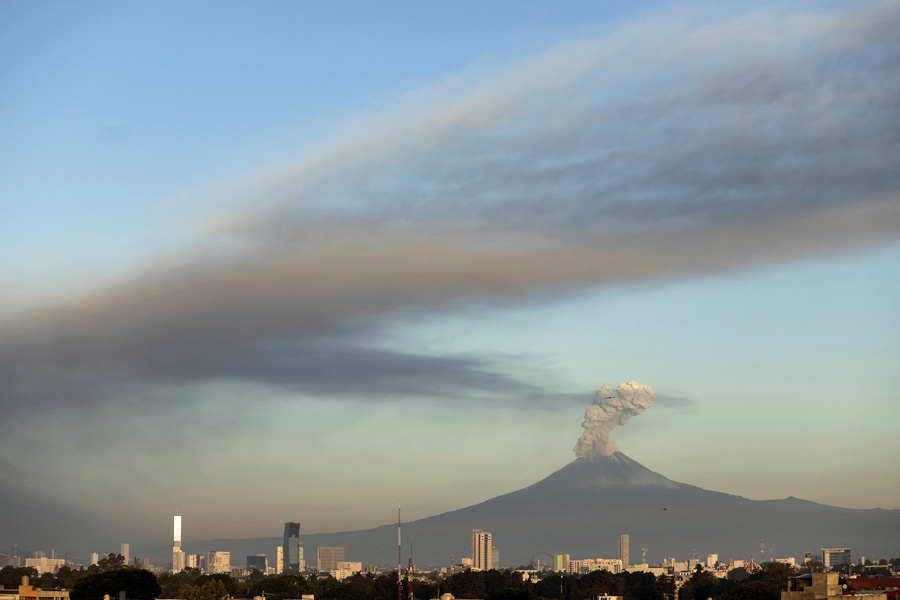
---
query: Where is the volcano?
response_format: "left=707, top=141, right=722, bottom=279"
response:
left=183, top=382, right=898, bottom=567
left=187, top=450, right=900, bottom=568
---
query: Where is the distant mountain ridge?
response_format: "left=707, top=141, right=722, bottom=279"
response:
left=183, top=452, right=900, bottom=568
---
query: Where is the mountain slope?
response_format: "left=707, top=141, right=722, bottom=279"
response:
left=185, top=452, right=900, bottom=568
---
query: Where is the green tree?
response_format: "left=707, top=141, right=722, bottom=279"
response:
left=248, top=575, right=300, bottom=599
left=51, top=566, right=77, bottom=589
left=323, top=583, right=372, bottom=600
left=181, top=579, right=229, bottom=600
left=246, top=569, right=265, bottom=583
left=180, top=585, right=201, bottom=600
left=576, top=569, right=624, bottom=600
left=414, top=582, right=438, bottom=600
left=655, top=575, right=675, bottom=600
left=533, top=573, right=567, bottom=600
left=195, top=574, right=237, bottom=598
left=446, top=569, right=486, bottom=599
left=38, top=572, right=56, bottom=589
left=739, top=580, right=783, bottom=600
left=751, top=562, right=796, bottom=588
left=159, top=568, right=203, bottom=598
left=71, top=568, right=161, bottom=600
left=93, top=554, right=127, bottom=572
left=678, top=564, right=717, bottom=600
left=0, top=566, right=39, bottom=589
left=484, top=570, right=505, bottom=598
left=488, top=589, right=534, bottom=600
left=623, top=570, right=664, bottom=600
left=372, top=571, right=399, bottom=600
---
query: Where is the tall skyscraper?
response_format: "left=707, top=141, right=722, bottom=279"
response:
left=283, top=522, right=303, bottom=573
left=121, top=543, right=130, bottom=566
left=172, top=515, right=186, bottom=573
left=276, top=547, right=283, bottom=574
left=317, top=547, right=345, bottom=573
left=619, top=534, right=629, bottom=570
left=472, top=530, right=492, bottom=571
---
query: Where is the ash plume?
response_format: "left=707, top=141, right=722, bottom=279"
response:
left=574, top=381, right=655, bottom=459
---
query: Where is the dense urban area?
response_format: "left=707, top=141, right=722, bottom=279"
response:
left=3, top=523, right=898, bottom=600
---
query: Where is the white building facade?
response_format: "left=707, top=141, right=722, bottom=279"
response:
left=208, top=551, right=231, bottom=574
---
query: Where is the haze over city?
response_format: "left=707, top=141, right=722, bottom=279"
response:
left=1, top=0, right=898, bottom=557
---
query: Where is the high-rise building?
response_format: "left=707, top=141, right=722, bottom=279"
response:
left=283, top=522, right=303, bottom=573
left=247, top=555, right=267, bottom=573
left=208, top=551, right=231, bottom=574
left=121, top=544, right=130, bottom=566
left=823, top=548, right=852, bottom=570
left=90, top=553, right=99, bottom=566
left=173, top=515, right=186, bottom=573
left=317, top=547, right=345, bottom=573
left=619, top=534, right=629, bottom=570
left=276, top=547, right=283, bottom=574
left=472, top=530, right=492, bottom=571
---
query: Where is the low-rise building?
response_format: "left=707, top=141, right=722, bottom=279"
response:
left=847, top=578, right=900, bottom=600
left=782, top=572, right=887, bottom=600
left=0, top=577, right=69, bottom=600
left=331, top=561, right=362, bottom=581
left=567, top=558, right=623, bottom=574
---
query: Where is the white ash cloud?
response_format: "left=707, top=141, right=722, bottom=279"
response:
left=574, top=381, right=656, bottom=459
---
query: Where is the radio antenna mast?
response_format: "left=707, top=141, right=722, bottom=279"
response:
left=409, top=537, right=414, bottom=600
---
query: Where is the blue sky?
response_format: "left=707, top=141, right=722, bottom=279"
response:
left=1, top=0, right=899, bottom=558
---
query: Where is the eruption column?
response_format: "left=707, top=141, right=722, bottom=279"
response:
left=574, top=380, right=655, bottom=459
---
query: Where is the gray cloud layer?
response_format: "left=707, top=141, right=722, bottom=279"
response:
left=3, top=2, right=899, bottom=416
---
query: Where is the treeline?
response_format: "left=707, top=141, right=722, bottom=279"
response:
left=2, top=558, right=898, bottom=600
left=241, top=569, right=669, bottom=600
left=209, top=562, right=792, bottom=600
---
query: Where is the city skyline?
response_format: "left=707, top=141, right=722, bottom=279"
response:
left=10, top=495, right=897, bottom=573
left=1, top=0, right=898, bottom=553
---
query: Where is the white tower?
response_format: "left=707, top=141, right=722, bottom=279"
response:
left=172, top=515, right=186, bottom=572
